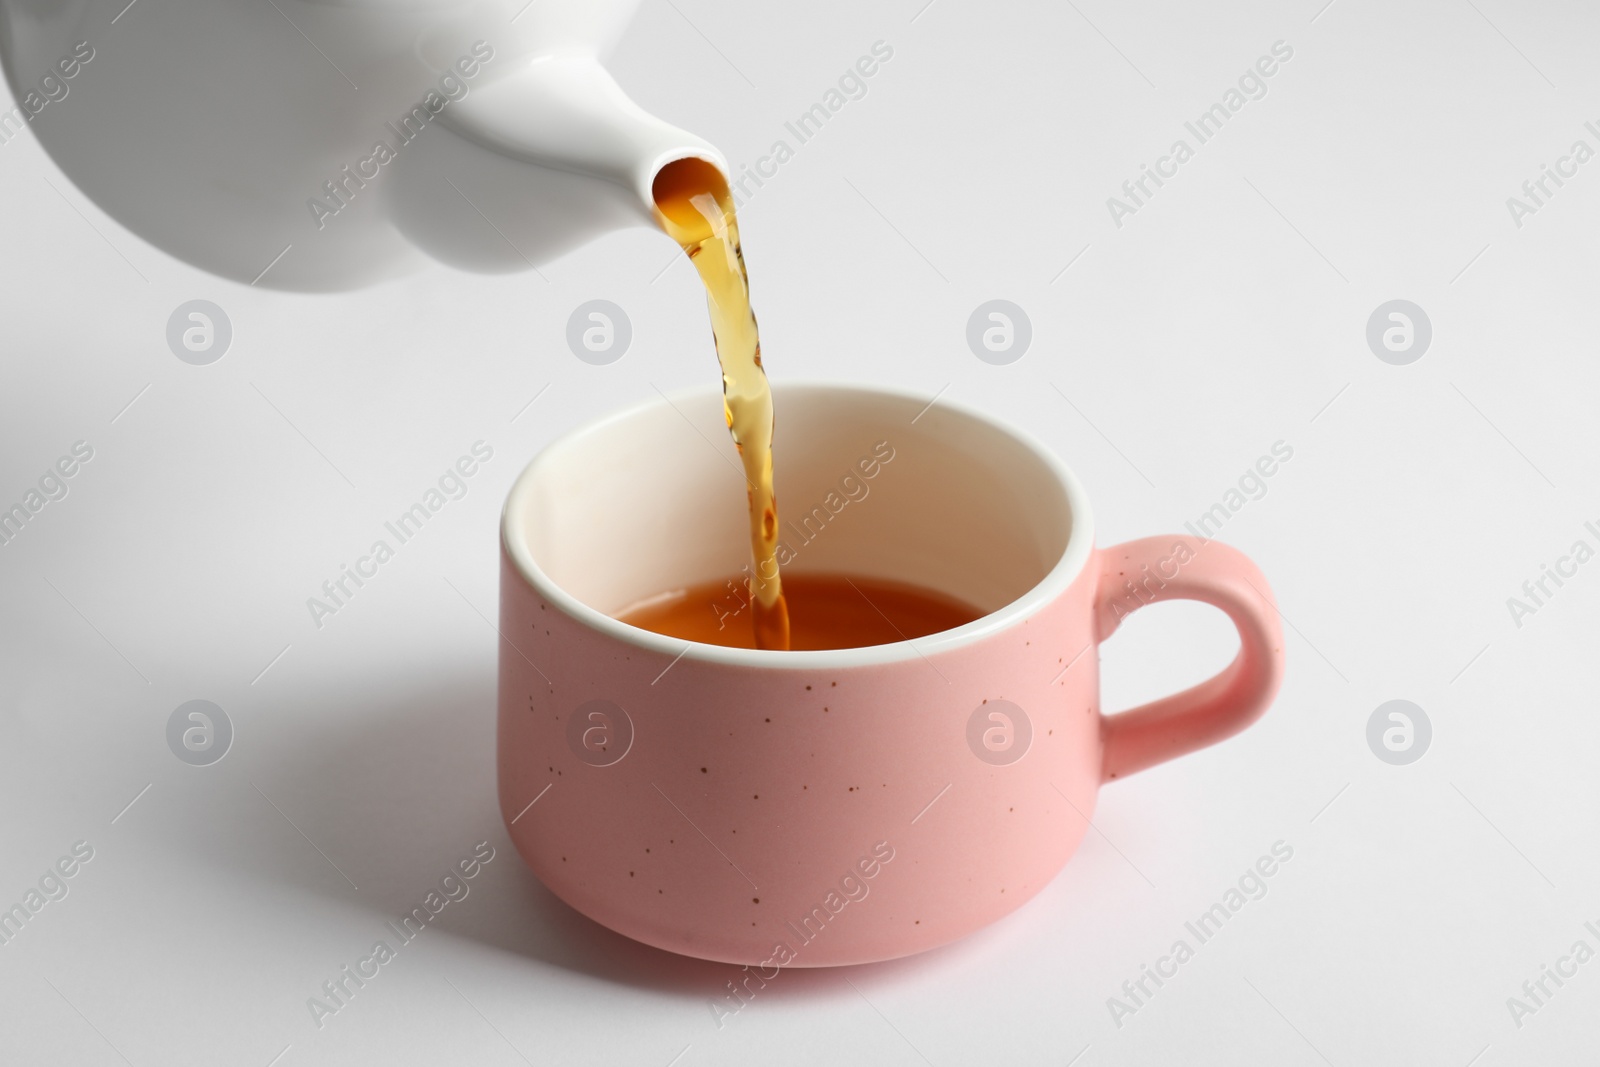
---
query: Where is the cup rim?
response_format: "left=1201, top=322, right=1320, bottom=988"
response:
left=501, top=380, right=1096, bottom=667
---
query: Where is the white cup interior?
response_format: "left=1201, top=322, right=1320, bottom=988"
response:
left=505, top=383, right=1088, bottom=652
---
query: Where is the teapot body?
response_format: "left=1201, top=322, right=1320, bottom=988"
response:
left=0, top=0, right=700, bottom=289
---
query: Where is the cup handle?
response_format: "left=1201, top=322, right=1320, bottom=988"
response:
left=1092, top=536, right=1286, bottom=782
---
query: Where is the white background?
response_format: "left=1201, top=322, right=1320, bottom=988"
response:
left=3, top=0, right=1599, bottom=1064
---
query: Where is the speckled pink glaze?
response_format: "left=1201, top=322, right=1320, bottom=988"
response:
left=498, top=384, right=1284, bottom=967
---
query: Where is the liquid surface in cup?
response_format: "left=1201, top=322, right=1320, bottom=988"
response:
left=652, top=158, right=790, bottom=651
left=616, top=573, right=982, bottom=651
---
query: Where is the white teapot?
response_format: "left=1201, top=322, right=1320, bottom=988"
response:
left=0, top=0, right=722, bottom=289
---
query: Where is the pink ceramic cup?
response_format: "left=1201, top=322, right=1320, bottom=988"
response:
left=498, top=382, right=1285, bottom=967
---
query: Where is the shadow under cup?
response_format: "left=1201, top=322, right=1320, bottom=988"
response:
left=498, top=382, right=1106, bottom=967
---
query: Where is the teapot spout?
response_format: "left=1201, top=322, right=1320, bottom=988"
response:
left=441, top=55, right=724, bottom=221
